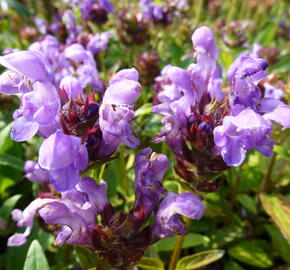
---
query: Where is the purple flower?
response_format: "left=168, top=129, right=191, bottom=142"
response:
left=63, top=10, right=82, bottom=43
left=99, top=68, right=141, bottom=150
left=9, top=177, right=108, bottom=247
left=38, top=201, right=92, bottom=246
left=24, top=160, right=49, bottom=183
left=38, top=131, right=88, bottom=191
left=153, top=64, right=183, bottom=104
left=230, top=56, right=268, bottom=99
left=152, top=104, right=184, bottom=156
left=263, top=82, right=284, bottom=100
left=11, top=82, right=60, bottom=141
left=87, top=32, right=112, bottom=54
left=65, top=44, right=104, bottom=92
left=263, top=105, right=290, bottom=128
left=34, top=18, right=47, bottom=35
left=59, top=75, right=83, bottom=100
left=74, top=0, right=114, bottom=19
left=0, top=70, right=30, bottom=95
left=190, top=26, right=224, bottom=102
left=99, top=0, right=114, bottom=13
left=139, top=0, right=172, bottom=24
left=51, top=178, right=108, bottom=246
left=76, top=177, right=109, bottom=214
left=152, top=192, right=205, bottom=238
left=132, top=148, right=169, bottom=222
left=7, top=198, right=55, bottom=246
left=0, top=50, right=49, bottom=82
left=214, top=108, right=274, bottom=166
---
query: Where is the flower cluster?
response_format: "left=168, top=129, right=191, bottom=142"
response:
left=8, top=148, right=204, bottom=268
left=28, top=26, right=111, bottom=90
left=0, top=50, right=141, bottom=192
left=153, top=26, right=290, bottom=192
left=2, top=21, right=288, bottom=270
left=139, top=0, right=188, bottom=25
left=68, top=0, right=114, bottom=23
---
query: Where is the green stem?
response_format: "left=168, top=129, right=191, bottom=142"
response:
left=168, top=218, right=191, bottom=270
left=238, top=0, right=248, bottom=20
left=226, top=0, right=238, bottom=26
left=168, top=235, right=186, bottom=270
left=119, top=144, right=129, bottom=196
left=260, top=153, right=277, bottom=194
left=224, top=168, right=241, bottom=226
left=194, top=0, right=204, bottom=26
left=98, top=164, right=106, bottom=183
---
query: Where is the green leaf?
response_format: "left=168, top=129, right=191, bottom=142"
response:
left=169, top=42, right=184, bottom=66
left=265, top=224, right=290, bottom=264
left=224, top=260, right=245, bottom=270
left=4, top=0, right=31, bottom=16
left=204, top=193, right=224, bottom=217
left=0, top=194, right=21, bottom=221
left=274, top=137, right=290, bottom=161
left=260, top=194, right=290, bottom=243
left=176, top=249, right=224, bottom=270
left=0, top=154, right=24, bottom=171
left=236, top=194, right=257, bottom=214
left=0, top=123, right=13, bottom=154
left=163, top=181, right=180, bottom=193
left=205, top=225, right=245, bottom=249
left=228, top=240, right=273, bottom=268
left=23, top=240, right=49, bottom=270
left=142, top=114, right=163, bottom=137
left=137, top=257, right=164, bottom=270
left=75, top=245, right=98, bottom=270
left=156, top=233, right=209, bottom=252
left=135, top=103, right=152, bottom=117
left=270, top=55, right=290, bottom=73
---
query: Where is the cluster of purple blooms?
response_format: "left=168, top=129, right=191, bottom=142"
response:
left=0, top=30, right=205, bottom=267
left=1, top=20, right=289, bottom=268
left=0, top=49, right=144, bottom=191
left=68, top=0, right=114, bottom=23
left=153, top=26, right=290, bottom=191
left=8, top=148, right=204, bottom=268
left=139, top=0, right=188, bottom=25
left=31, top=10, right=112, bottom=89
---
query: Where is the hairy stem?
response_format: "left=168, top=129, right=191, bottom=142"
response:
left=224, top=168, right=241, bottom=226
left=260, top=153, right=277, bottom=194
left=168, top=235, right=185, bottom=270
left=119, top=144, right=129, bottom=196
left=168, top=218, right=191, bottom=270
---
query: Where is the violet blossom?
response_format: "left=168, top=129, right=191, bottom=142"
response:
left=24, top=160, right=49, bottom=183
left=98, top=68, right=141, bottom=153
left=38, top=131, right=88, bottom=191
left=8, top=148, right=205, bottom=268
left=152, top=26, right=290, bottom=191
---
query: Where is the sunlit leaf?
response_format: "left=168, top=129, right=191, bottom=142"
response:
left=265, top=224, right=290, bottom=264
left=75, top=245, right=98, bottom=270
left=176, top=249, right=225, bottom=270
left=260, top=194, right=290, bottom=243
left=137, top=257, right=164, bottom=270
left=224, top=260, right=246, bottom=270
left=135, top=103, right=152, bottom=117
left=228, top=240, right=273, bottom=268
left=236, top=194, right=257, bottom=214
left=0, top=194, right=21, bottom=221
left=0, top=154, right=24, bottom=171
left=156, top=233, right=209, bottom=252
left=23, top=240, right=49, bottom=270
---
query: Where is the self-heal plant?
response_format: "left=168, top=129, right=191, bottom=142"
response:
left=152, top=26, right=290, bottom=193
left=0, top=50, right=141, bottom=192
left=8, top=148, right=205, bottom=269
